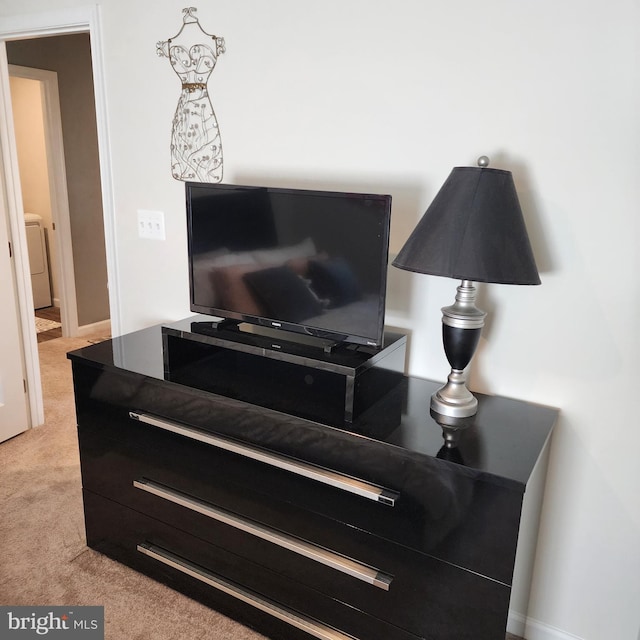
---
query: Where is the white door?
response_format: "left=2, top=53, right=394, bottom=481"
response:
left=0, top=209, right=29, bottom=442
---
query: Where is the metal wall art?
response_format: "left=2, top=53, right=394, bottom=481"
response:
left=157, top=7, right=226, bottom=183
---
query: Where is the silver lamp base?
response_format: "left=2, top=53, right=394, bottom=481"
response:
left=431, top=369, right=478, bottom=418
left=430, top=280, right=486, bottom=419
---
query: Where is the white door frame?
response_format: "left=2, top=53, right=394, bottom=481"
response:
left=9, top=63, right=79, bottom=338
left=0, top=6, right=121, bottom=426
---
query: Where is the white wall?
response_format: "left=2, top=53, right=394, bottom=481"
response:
left=1, top=1, right=639, bottom=639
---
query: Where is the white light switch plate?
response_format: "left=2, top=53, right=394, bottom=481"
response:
left=137, top=210, right=166, bottom=240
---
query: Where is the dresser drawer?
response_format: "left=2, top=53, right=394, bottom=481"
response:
left=73, top=363, right=522, bottom=585
left=79, top=423, right=510, bottom=639
left=83, top=491, right=422, bottom=640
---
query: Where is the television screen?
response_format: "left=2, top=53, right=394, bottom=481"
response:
left=186, top=182, right=392, bottom=347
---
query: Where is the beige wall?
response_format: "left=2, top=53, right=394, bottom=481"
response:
left=9, top=73, right=60, bottom=303
left=9, top=76, right=50, bottom=218
left=6, top=33, right=109, bottom=326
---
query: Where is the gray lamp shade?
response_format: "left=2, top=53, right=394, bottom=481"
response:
left=392, top=166, right=541, bottom=285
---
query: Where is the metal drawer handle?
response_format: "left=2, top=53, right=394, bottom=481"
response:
left=129, top=411, right=398, bottom=506
left=134, top=478, right=393, bottom=591
left=137, top=542, right=360, bottom=640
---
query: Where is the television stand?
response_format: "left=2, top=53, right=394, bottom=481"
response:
left=161, top=316, right=407, bottom=426
left=189, top=317, right=337, bottom=350
left=189, top=317, right=362, bottom=355
left=191, top=317, right=243, bottom=333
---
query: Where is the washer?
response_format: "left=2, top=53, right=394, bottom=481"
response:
left=24, top=213, right=52, bottom=309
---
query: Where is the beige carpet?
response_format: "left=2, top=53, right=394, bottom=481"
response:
left=0, top=335, right=266, bottom=640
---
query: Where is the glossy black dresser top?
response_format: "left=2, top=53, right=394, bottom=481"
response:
left=68, top=320, right=557, bottom=490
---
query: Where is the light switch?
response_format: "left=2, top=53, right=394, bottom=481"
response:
left=137, top=210, right=166, bottom=240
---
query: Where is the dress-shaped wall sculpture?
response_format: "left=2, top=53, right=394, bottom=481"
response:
left=157, top=7, right=226, bottom=183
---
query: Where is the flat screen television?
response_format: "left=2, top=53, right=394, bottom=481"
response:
left=186, top=182, right=392, bottom=348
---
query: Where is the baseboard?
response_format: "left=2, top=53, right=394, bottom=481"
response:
left=508, top=610, right=584, bottom=640
left=76, top=319, right=111, bottom=338
left=508, top=610, right=527, bottom=638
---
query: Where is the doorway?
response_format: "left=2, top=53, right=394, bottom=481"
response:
left=7, top=35, right=110, bottom=341
left=0, top=6, right=120, bottom=430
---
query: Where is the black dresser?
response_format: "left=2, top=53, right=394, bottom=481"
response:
left=68, top=318, right=556, bottom=640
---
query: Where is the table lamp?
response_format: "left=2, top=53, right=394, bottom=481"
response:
left=392, top=156, right=540, bottom=418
